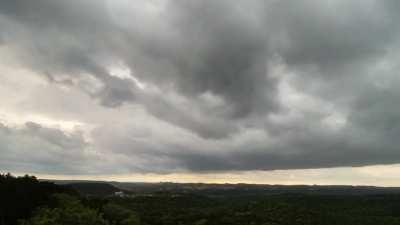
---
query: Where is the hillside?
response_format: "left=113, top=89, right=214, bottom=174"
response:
left=64, top=182, right=121, bottom=196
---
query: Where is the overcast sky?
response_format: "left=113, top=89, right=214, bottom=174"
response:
left=1, top=0, right=400, bottom=185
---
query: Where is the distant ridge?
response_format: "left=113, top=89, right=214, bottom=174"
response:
left=63, top=182, right=121, bottom=196
left=111, top=182, right=400, bottom=196
left=42, top=179, right=400, bottom=196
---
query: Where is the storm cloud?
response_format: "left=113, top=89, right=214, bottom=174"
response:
left=1, top=0, right=400, bottom=175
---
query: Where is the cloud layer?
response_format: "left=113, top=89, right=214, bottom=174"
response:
left=1, top=0, right=400, bottom=175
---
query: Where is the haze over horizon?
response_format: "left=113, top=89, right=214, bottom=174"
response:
left=1, top=0, right=400, bottom=186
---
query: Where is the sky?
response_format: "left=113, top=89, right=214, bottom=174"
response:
left=1, top=0, right=400, bottom=185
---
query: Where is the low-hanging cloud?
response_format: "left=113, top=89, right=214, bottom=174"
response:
left=0, top=122, right=89, bottom=174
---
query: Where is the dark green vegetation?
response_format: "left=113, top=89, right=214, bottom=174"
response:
left=0, top=173, right=76, bottom=225
left=0, top=174, right=139, bottom=225
left=4, top=174, right=400, bottom=225
left=19, top=194, right=109, bottom=225
left=110, top=193, right=400, bottom=225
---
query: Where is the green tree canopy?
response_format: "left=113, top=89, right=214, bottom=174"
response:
left=102, top=203, right=140, bottom=225
left=21, top=194, right=108, bottom=225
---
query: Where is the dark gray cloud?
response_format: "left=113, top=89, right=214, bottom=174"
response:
left=1, top=0, right=400, bottom=174
left=267, top=0, right=397, bottom=66
left=127, top=0, right=279, bottom=117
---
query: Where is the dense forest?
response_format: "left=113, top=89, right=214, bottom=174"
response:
left=0, top=173, right=76, bottom=225
left=3, top=173, right=400, bottom=225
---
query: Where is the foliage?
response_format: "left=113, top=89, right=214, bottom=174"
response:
left=5, top=173, right=400, bottom=225
left=20, top=194, right=108, bottom=225
left=108, top=194, right=400, bottom=225
left=102, top=203, right=140, bottom=225
left=0, top=173, right=76, bottom=225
